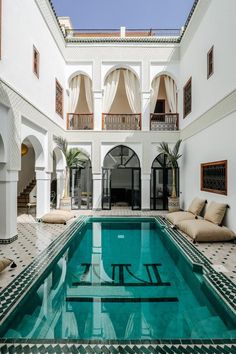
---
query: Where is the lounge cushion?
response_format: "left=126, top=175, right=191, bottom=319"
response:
left=176, top=219, right=235, bottom=242
left=187, top=197, right=206, bottom=216
left=0, top=258, right=12, bottom=273
left=204, top=201, right=228, bottom=225
left=166, top=211, right=196, bottom=225
left=41, top=212, right=75, bottom=224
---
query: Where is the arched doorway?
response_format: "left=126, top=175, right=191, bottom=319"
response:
left=70, top=159, right=92, bottom=210
left=102, top=145, right=141, bottom=210
left=150, top=153, right=179, bottom=210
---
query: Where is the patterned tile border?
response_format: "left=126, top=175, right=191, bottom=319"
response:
left=0, top=235, right=18, bottom=244
left=0, top=342, right=235, bottom=353
left=156, top=216, right=236, bottom=315
left=0, top=216, right=88, bottom=325
left=0, top=215, right=235, bottom=352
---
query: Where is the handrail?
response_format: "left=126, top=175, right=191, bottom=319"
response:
left=67, top=113, right=94, bottom=130
left=102, top=113, right=141, bottom=130
left=150, top=113, right=179, bottom=131
left=65, top=28, right=181, bottom=38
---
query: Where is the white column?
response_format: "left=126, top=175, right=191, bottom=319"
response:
left=56, top=169, right=65, bottom=209
left=93, top=91, right=103, bottom=131
left=36, top=170, right=51, bottom=218
left=141, top=92, right=151, bottom=131
left=141, top=173, right=151, bottom=209
left=0, top=167, right=18, bottom=242
left=92, top=173, right=102, bottom=209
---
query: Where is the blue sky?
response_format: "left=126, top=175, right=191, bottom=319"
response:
left=51, top=0, right=195, bottom=29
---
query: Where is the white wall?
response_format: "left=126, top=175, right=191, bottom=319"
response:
left=179, top=0, right=236, bottom=129
left=180, top=111, right=236, bottom=232
left=0, top=0, right=66, bottom=129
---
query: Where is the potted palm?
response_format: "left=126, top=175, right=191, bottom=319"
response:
left=158, top=139, right=182, bottom=212
left=54, top=136, right=89, bottom=208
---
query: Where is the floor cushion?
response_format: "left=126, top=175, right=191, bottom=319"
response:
left=166, top=211, right=196, bottom=225
left=41, top=212, right=75, bottom=224
left=187, top=197, right=207, bottom=216
left=176, top=219, right=235, bottom=242
left=0, top=258, right=16, bottom=272
left=204, top=201, right=228, bottom=225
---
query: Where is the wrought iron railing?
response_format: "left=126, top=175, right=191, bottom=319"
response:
left=150, top=113, right=179, bottom=131
left=102, top=114, right=141, bottom=130
left=67, top=114, right=94, bottom=130
left=65, top=28, right=181, bottom=38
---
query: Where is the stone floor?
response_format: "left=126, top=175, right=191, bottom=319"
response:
left=0, top=208, right=235, bottom=291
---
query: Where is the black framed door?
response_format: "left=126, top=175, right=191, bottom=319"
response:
left=151, top=167, right=179, bottom=210
left=131, top=168, right=141, bottom=210
left=102, top=168, right=111, bottom=210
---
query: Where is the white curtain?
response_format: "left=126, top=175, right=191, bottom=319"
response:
left=164, top=75, right=177, bottom=113
left=103, top=70, right=120, bottom=112
left=68, top=75, right=81, bottom=113
left=84, top=76, right=93, bottom=113
left=150, top=76, right=161, bottom=113
left=123, top=70, right=141, bottom=113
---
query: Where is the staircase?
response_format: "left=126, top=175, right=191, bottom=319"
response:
left=17, top=179, right=36, bottom=208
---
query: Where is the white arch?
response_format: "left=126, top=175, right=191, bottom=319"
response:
left=151, top=71, right=178, bottom=90
left=0, top=134, right=6, bottom=163
left=68, top=71, right=92, bottom=87
left=22, top=135, right=45, bottom=169
left=52, top=146, right=66, bottom=171
left=103, top=65, right=140, bottom=86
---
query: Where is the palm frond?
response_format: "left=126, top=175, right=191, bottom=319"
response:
left=54, top=136, right=68, bottom=156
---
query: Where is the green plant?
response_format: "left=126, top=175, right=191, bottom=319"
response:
left=158, top=139, right=182, bottom=198
left=54, top=136, right=89, bottom=198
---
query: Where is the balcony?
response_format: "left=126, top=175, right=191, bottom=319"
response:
left=150, top=113, right=179, bottom=131
left=67, top=114, right=93, bottom=130
left=102, top=114, right=141, bottom=130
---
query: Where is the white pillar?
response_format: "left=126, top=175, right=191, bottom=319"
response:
left=56, top=169, right=65, bottom=209
left=141, top=173, right=151, bottom=209
left=36, top=170, right=51, bottom=218
left=93, top=91, right=103, bottom=131
left=92, top=173, right=102, bottom=209
left=141, top=92, right=151, bottom=131
left=0, top=167, right=18, bottom=242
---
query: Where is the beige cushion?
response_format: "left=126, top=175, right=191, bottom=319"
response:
left=0, top=258, right=12, bottom=273
left=166, top=211, right=196, bottom=225
left=51, top=210, right=76, bottom=217
left=41, top=212, right=74, bottom=224
left=187, top=197, right=206, bottom=216
left=204, top=201, right=228, bottom=225
left=176, top=219, right=235, bottom=242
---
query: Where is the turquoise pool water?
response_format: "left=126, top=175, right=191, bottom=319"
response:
left=2, top=218, right=236, bottom=340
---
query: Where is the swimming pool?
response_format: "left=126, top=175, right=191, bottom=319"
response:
left=0, top=217, right=236, bottom=341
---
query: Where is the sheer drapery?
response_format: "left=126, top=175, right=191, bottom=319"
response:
left=84, top=76, right=93, bottom=113
left=123, top=70, right=141, bottom=113
left=103, top=70, right=120, bottom=112
left=68, top=75, right=81, bottom=113
left=150, top=76, right=161, bottom=113
left=164, top=76, right=177, bottom=113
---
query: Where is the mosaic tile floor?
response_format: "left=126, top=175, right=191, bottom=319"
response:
left=0, top=210, right=235, bottom=354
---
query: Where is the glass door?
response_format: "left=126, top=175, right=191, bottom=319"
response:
left=102, top=168, right=111, bottom=210
left=70, top=167, right=81, bottom=210
left=131, top=168, right=141, bottom=210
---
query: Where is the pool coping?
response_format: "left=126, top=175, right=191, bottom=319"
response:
left=0, top=215, right=235, bottom=350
